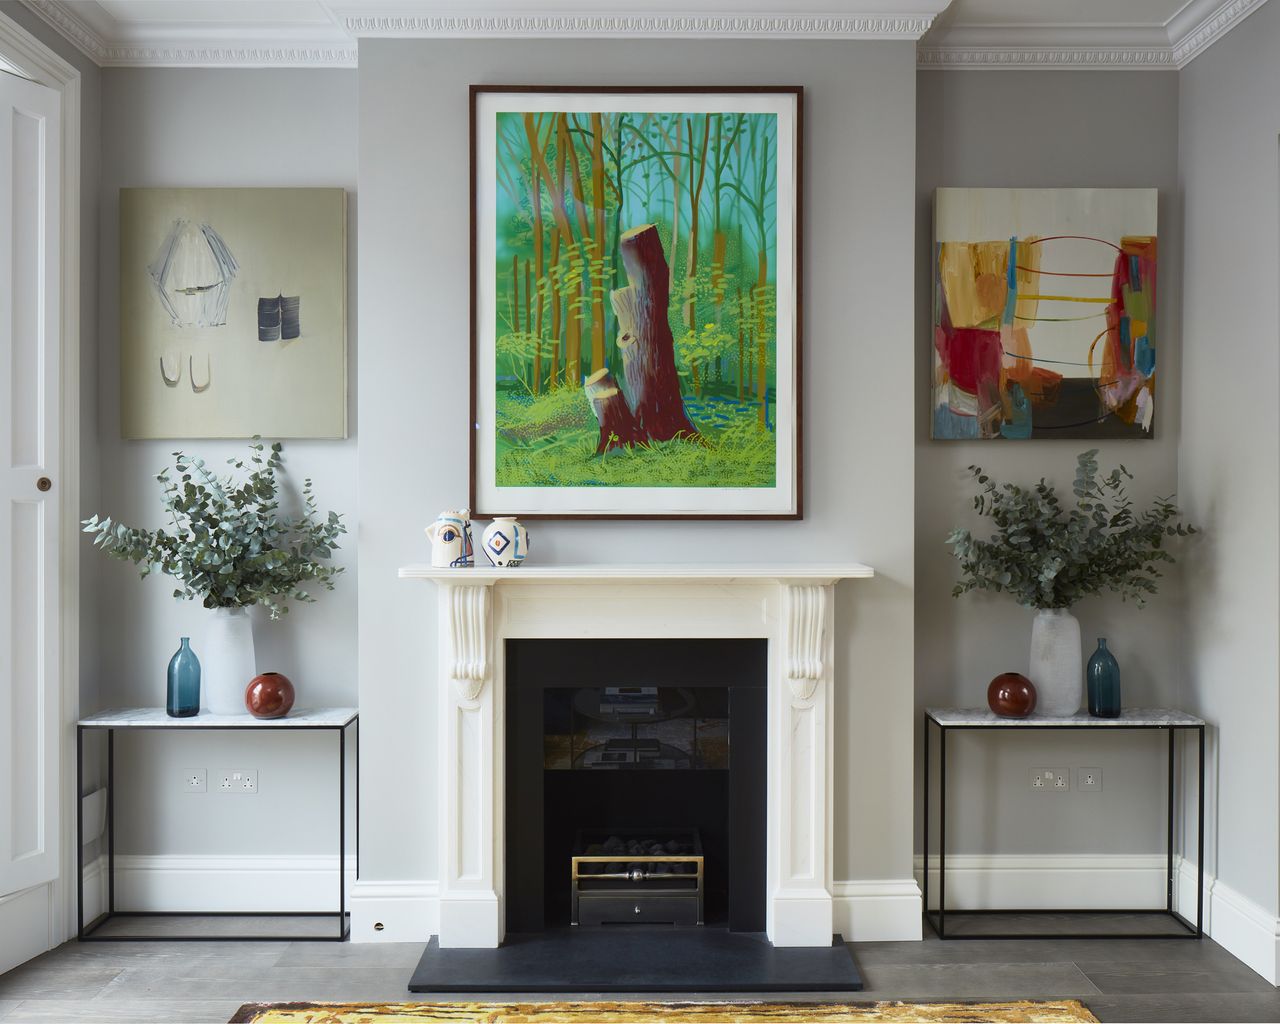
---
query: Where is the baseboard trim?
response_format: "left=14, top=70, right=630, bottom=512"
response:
left=350, top=879, right=439, bottom=943
left=914, top=853, right=1169, bottom=911
left=1176, top=860, right=1280, bottom=985
left=0, top=882, right=55, bottom=974
left=80, top=854, right=355, bottom=914
left=832, top=879, right=922, bottom=941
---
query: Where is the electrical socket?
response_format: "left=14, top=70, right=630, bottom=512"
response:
left=1079, top=767, right=1102, bottom=791
left=1032, top=767, right=1070, bottom=792
left=217, top=769, right=258, bottom=794
left=182, top=768, right=206, bottom=794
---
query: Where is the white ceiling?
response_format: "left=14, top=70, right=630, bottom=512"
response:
left=15, top=0, right=1274, bottom=69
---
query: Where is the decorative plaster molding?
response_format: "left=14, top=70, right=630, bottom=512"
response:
left=21, top=1, right=107, bottom=62
left=1169, top=0, right=1273, bottom=67
left=341, top=12, right=937, bottom=39
left=445, top=584, right=490, bottom=705
left=21, top=1, right=357, bottom=67
left=783, top=583, right=826, bottom=706
left=917, top=46, right=1176, bottom=69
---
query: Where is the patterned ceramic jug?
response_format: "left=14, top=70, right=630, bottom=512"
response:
left=481, top=516, right=529, bottom=568
left=425, top=509, right=474, bottom=568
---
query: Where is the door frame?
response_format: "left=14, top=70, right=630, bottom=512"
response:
left=0, top=9, right=81, bottom=949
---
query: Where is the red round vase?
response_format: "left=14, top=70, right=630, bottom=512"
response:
left=987, top=672, right=1037, bottom=718
left=245, top=672, right=295, bottom=719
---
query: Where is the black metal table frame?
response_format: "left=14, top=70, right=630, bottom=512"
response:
left=76, top=715, right=358, bottom=942
left=923, top=714, right=1205, bottom=940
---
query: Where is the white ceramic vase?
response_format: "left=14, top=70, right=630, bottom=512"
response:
left=481, top=516, right=529, bottom=567
left=1029, top=608, right=1082, bottom=716
left=425, top=509, right=475, bottom=568
left=203, top=606, right=256, bottom=715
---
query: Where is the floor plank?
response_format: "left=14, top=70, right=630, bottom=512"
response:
left=1076, top=957, right=1277, bottom=995
left=0, top=1001, right=22, bottom=1021
left=854, top=962, right=1102, bottom=1000
left=1086, top=993, right=1280, bottom=1023
left=3, top=999, right=245, bottom=1023
left=0, top=965, right=120, bottom=1001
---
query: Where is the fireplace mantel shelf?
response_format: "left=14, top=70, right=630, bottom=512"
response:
left=399, top=562, right=874, bottom=585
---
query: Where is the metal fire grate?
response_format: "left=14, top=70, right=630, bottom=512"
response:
left=571, top=828, right=704, bottom=927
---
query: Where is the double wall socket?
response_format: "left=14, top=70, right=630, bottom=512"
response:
left=218, top=769, right=258, bottom=793
left=1030, top=767, right=1103, bottom=792
left=1031, top=767, right=1070, bottom=791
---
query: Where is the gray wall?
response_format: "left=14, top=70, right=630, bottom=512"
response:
left=356, top=38, right=920, bottom=885
left=915, top=70, right=1186, bottom=856
left=1178, top=0, right=1280, bottom=918
left=96, top=68, right=358, bottom=855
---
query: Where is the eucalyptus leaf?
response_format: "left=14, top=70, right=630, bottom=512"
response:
left=947, top=451, right=1197, bottom=610
left=82, top=442, right=346, bottom=620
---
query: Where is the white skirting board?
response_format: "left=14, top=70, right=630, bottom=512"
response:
left=913, top=852, right=1279, bottom=986
left=0, top=882, right=56, bottom=975
left=1175, top=860, right=1280, bottom=985
left=79, top=854, right=354, bottom=915
left=69, top=853, right=1280, bottom=983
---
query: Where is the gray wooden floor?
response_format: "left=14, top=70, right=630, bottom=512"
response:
left=1, top=925, right=1277, bottom=1023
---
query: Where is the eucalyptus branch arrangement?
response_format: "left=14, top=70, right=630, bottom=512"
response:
left=947, top=450, right=1196, bottom=611
left=83, top=441, right=346, bottom=619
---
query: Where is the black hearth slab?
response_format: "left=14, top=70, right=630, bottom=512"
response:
left=408, top=928, right=862, bottom=993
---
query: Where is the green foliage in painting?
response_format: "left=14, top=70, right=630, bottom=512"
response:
left=492, top=108, right=781, bottom=488
left=947, top=450, right=1197, bottom=610
left=82, top=442, right=345, bottom=619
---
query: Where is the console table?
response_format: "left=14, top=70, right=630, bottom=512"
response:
left=76, top=707, right=358, bottom=942
left=923, top=707, right=1205, bottom=940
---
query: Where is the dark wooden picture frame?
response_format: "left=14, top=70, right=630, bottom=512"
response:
left=470, top=85, right=803, bottom=520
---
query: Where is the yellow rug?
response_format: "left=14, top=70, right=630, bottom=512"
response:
left=230, top=999, right=1099, bottom=1024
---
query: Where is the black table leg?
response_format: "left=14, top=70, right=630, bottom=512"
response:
left=922, top=716, right=930, bottom=931
left=76, top=725, right=84, bottom=938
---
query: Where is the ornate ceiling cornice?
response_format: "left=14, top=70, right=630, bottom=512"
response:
left=18, top=0, right=1276, bottom=70
left=916, top=46, right=1176, bottom=69
left=340, top=12, right=936, bottom=39
left=918, top=0, right=1274, bottom=70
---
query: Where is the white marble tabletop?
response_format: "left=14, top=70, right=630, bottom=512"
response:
left=926, top=707, right=1205, bottom=727
left=78, top=707, right=358, bottom=728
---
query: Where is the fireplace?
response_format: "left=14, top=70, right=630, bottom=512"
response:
left=505, top=639, right=767, bottom=933
left=397, top=563, right=879, bottom=953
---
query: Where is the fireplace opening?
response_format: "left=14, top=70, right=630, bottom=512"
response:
left=505, top=639, right=767, bottom=934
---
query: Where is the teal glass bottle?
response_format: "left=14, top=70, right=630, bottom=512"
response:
left=1087, top=638, right=1121, bottom=718
left=166, top=637, right=201, bottom=718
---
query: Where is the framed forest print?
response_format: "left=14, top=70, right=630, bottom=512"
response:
left=470, top=86, right=802, bottom=519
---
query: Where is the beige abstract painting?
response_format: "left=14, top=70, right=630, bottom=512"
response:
left=120, top=188, right=347, bottom=439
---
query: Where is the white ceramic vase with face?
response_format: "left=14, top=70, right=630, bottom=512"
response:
left=1029, top=607, right=1083, bottom=716
left=481, top=517, right=529, bottom=567
left=203, top=606, right=256, bottom=715
left=425, top=510, right=474, bottom=568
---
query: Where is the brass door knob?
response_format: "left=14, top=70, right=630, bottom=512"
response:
left=36, top=477, right=52, bottom=492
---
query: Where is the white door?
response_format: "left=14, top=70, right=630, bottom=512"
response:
left=0, top=69, right=62, bottom=908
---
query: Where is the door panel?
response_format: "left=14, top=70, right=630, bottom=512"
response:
left=0, top=70, right=61, bottom=900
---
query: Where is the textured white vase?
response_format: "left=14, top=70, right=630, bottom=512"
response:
left=1029, top=608, right=1083, bottom=716
left=203, top=607, right=256, bottom=715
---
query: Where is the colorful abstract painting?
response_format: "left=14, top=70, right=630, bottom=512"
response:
left=471, top=88, right=801, bottom=518
left=932, top=188, right=1157, bottom=440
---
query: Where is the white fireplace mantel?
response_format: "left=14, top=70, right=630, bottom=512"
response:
left=400, top=561, right=874, bottom=948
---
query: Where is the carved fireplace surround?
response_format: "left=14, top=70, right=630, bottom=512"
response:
left=399, top=563, right=873, bottom=948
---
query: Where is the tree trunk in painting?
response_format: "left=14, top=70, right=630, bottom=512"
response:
left=526, top=116, right=545, bottom=395
left=669, top=118, right=682, bottom=297
left=756, top=250, right=769, bottom=428
left=549, top=226, right=561, bottom=388
left=590, top=112, right=607, bottom=376
left=684, top=116, right=711, bottom=333
left=613, top=224, right=700, bottom=443
left=586, top=368, right=645, bottom=454
left=737, top=284, right=745, bottom=401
